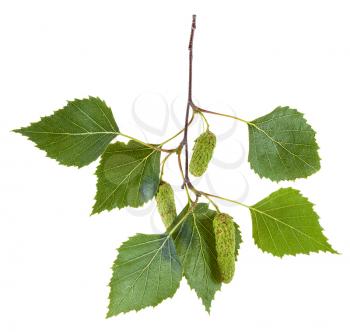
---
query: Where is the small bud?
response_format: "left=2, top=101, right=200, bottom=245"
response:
left=189, top=130, right=216, bottom=177
left=155, top=182, right=177, bottom=228
left=213, top=213, right=235, bottom=283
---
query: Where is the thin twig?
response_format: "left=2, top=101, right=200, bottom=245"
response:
left=177, top=146, right=192, bottom=201
left=173, top=17, right=252, bottom=211
left=181, top=14, right=196, bottom=189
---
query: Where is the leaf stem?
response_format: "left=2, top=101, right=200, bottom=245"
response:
left=193, top=104, right=251, bottom=125
left=198, top=191, right=251, bottom=209
left=160, top=152, right=173, bottom=179
left=197, top=111, right=210, bottom=131
left=167, top=199, right=198, bottom=235
left=117, top=107, right=196, bottom=154
left=202, top=193, right=220, bottom=212
left=117, top=132, right=175, bottom=153
left=160, top=110, right=195, bottom=146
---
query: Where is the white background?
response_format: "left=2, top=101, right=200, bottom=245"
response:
left=1, top=1, right=349, bottom=331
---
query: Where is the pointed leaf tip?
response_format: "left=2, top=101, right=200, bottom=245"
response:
left=14, top=97, right=119, bottom=167
left=250, top=188, right=336, bottom=257
left=107, top=233, right=182, bottom=317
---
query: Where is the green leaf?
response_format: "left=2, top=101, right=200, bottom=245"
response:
left=248, top=106, right=320, bottom=181
left=172, top=203, right=221, bottom=312
left=14, top=97, right=119, bottom=167
left=92, top=140, right=161, bottom=214
left=107, top=233, right=182, bottom=317
left=250, top=188, right=337, bottom=257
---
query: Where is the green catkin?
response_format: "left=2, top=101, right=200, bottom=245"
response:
left=213, top=213, right=236, bottom=283
left=155, top=182, right=177, bottom=228
left=189, top=130, right=216, bottom=177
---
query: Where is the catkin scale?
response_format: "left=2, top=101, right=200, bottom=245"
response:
left=189, top=130, right=216, bottom=177
left=213, top=213, right=236, bottom=283
left=155, top=182, right=177, bottom=228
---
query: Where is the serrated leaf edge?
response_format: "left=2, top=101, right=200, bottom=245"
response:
left=106, top=233, right=182, bottom=317
left=13, top=96, right=119, bottom=168
left=250, top=187, right=338, bottom=257
left=247, top=106, right=321, bottom=182
left=174, top=204, right=222, bottom=313
left=91, top=141, right=160, bottom=215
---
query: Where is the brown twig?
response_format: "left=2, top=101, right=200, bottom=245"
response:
left=181, top=14, right=196, bottom=189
